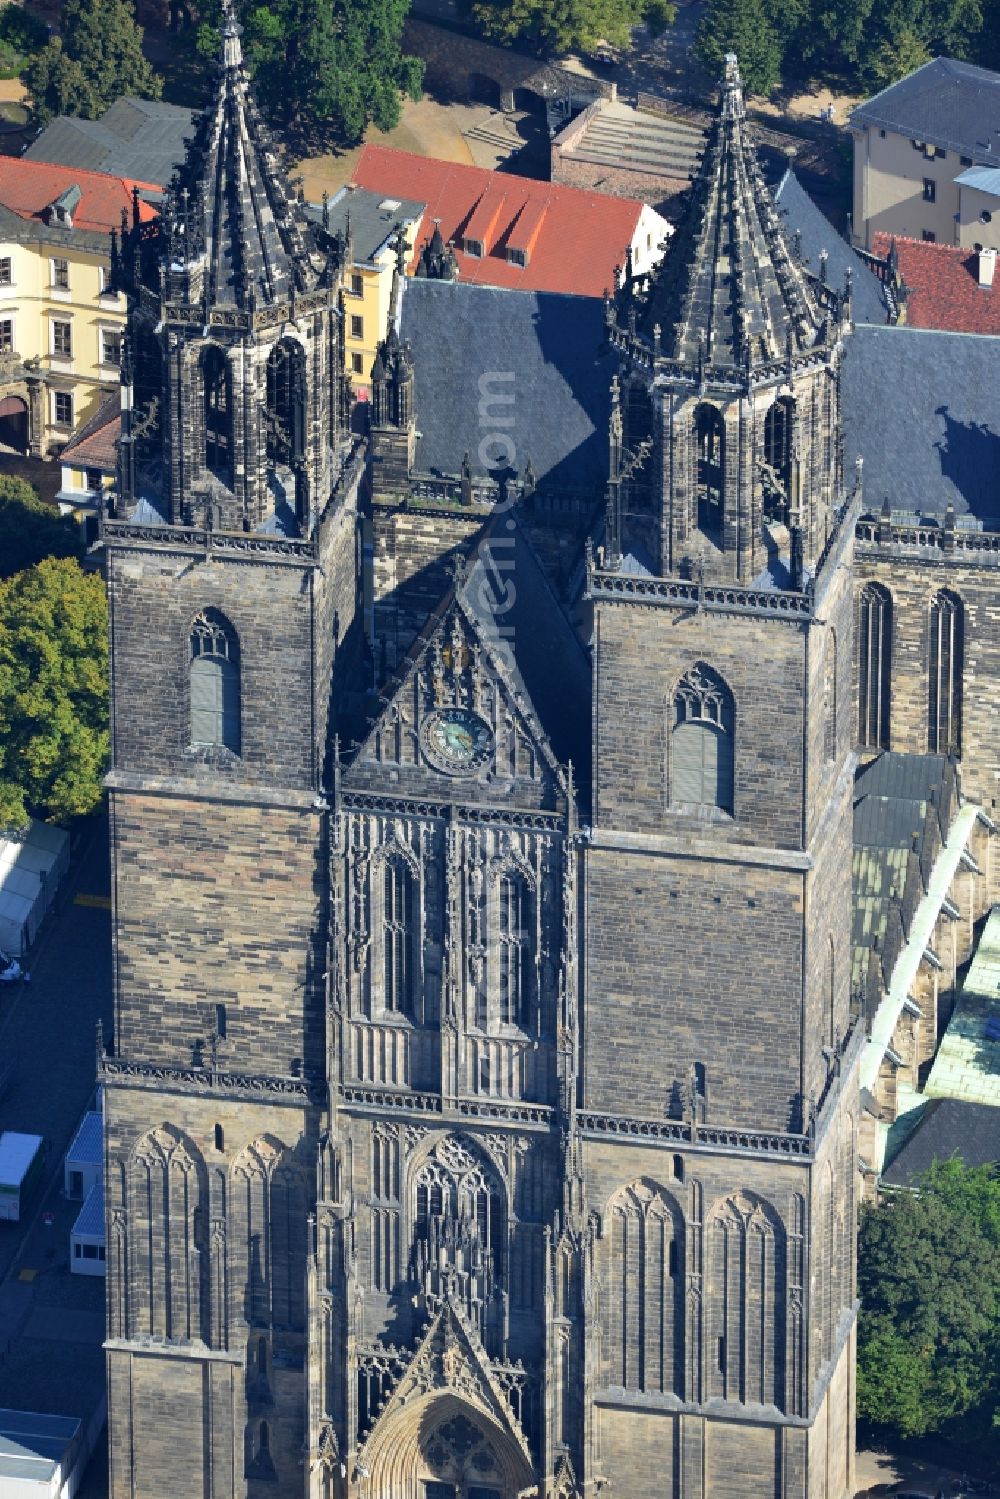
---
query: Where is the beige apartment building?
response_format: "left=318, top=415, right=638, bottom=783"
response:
left=0, top=156, right=157, bottom=456
left=850, top=56, right=1000, bottom=251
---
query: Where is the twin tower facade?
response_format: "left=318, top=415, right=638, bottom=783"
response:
left=100, top=28, right=859, bottom=1499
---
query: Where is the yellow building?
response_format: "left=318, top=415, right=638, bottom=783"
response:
left=319, top=185, right=424, bottom=393
left=0, top=156, right=158, bottom=456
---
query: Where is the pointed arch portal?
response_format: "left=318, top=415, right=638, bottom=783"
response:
left=362, top=1392, right=533, bottom=1499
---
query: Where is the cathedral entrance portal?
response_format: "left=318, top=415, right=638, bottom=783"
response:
left=361, top=1393, right=533, bottom=1499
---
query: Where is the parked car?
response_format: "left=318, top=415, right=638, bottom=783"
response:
left=0, top=949, right=22, bottom=982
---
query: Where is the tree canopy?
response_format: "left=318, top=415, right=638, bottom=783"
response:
left=695, top=0, right=782, bottom=96
left=196, top=0, right=423, bottom=146
left=0, top=2, right=48, bottom=81
left=857, top=1160, right=1000, bottom=1441
left=695, top=0, right=987, bottom=94
left=0, top=558, right=109, bottom=832
left=0, top=476, right=83, bottom=581
left=23, top=0, right=162, bottom=126
left=461, top=0, right=675, bottom=55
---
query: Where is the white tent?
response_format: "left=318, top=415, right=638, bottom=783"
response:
left=0, top=821, right=70, bottom=957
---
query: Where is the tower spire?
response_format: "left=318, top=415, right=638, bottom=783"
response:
left=641, top=53, right=835, bottom=375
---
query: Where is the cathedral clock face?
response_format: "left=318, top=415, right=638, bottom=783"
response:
left=421, top=707, right=493, bottom=774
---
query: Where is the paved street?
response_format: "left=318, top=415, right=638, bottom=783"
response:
left=0, top=813, right=112, bottom=1484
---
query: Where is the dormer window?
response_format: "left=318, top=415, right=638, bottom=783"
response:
left=507, top=246, right=527, bottom=268
left=464, top=237, right=484, bottom=258
left=45, top=186, right=81, bottom=231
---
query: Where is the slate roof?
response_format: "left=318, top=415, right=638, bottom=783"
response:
left=352, top=143, right=648, bottom=298
left=0, top=156, right=158, bottom=234
left=849, top=57, right=1000, bottom=165
left=26, top=96, right=195, bottom=189
left=842, top=323, right=1000, bottom=520
left=641, top=56, right=828, bottom=369
left=851, top=752, right=948, bottom=990
left=855, top=750, right=949, bottom=806
left=320, top=185, right=425, bottom=265
left=60, top=391, right=120, bottom=472
left=774, top=170, right=888, bottom=326
left=882, top=1096, right=1000, bottom=1186
left=870, top=232, right=1000, bottom=335
left=459, top=514, right=592, bottom=786
left=399, top=278, right=614, bottom=494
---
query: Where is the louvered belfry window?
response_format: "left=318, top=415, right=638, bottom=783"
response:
left=857, top=584, right=892, bottom=750
left=671, top=664, right=734, bottom=812
left=383, top=856, right=414, bottom=1015
left=928, top=589, right=963, bottom=754
left=498, top=872, right=532, bottom=1028
left=190, top=609, right=240, bottom=752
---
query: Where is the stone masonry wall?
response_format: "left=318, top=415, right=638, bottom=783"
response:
left=855, top=544, right=1000, bottom=811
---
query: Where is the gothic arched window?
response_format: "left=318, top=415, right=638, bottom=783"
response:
left=764, top=398, right=792, bottom=473
left=202, top=345, right=231, bottom=479
left=695, top=403, right=724, bottom=539
left=671, top=664, right=735, bottom=813
left=383, top=856, right=415, bottom=1016
left=265, top=338, right=306, bottom=468
left=498, top=872, right=533, bottom=1029
left=413, top=1141, right=504, bottom=1273
left=928, top=589, right=963, bottom=755
left=857, top=584, right=892, bottom=750
left=190, top=609, right=240, bottom=753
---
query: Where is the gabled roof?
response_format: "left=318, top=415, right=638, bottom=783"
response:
left=399, top=278, right=613, bottom=494
left=882, top=1096, right=1000, bottom=1187
left=850, top=57, right=1000, bottom=165
left=350, top=511, right=591, bottom=804
left=925, top=903, right=1000, bottom=1106
left=352, top=144, right=647, bottom=297
left=26, top=96, right=195, bottom=188
left=872, top=231, right=1000, bottom=335
left=641, top=55, right=828, bottom=370
left=0, top=155, right=158, bottom=235
left=842, top=323, right=1000, bottom=519
left=61, top=391, right=120, bottom=470
left=775, top=170, right=889, bottom=326
left=319, top=185, right=425, bottom=266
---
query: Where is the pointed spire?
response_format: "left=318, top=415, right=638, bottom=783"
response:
left=643, top=53, right=828, bottom=374
left=165, top=0, right=326, bottom=312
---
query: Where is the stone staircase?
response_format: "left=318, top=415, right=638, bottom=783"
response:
left=567, top=101, right=706, bottom=180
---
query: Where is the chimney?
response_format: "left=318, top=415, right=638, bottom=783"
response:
left=978, top=246, right=997, bottom=288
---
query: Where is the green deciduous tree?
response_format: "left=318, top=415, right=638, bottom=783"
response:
left=460, top=0, right=675, bottom=55
left=197, top=0, right=423, bottom=145
left=857, top=1160, right=1000, bottom=1440
left=23, top=0, right=161, bottom=126
left=0, top=2, right=48, bottom=80
left=695, top=0, right=783, bottom=96
left=0, top=475, right=83, bottom=581
left=0, top=558, right=109, bottom=831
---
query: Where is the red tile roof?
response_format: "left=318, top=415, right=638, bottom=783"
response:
left=0, top=155, right=158, bottom=235
left=872, top=230, right=1000, bottom=334
left=351, top=145, right=645, bottom=297
left=61, top=391, right=120, bottom=469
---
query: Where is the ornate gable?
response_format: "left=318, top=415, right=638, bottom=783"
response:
left=344, top=572, right=570, bottom=812
left=357, top=1299, right=535, bottom=1479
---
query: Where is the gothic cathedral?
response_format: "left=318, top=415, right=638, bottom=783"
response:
left=100, top=24, right=859, bottom=1499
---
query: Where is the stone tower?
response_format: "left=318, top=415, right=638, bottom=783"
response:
left=99, top=10, right=362, bottom=1495
left=584, top=53, right=862, bottom=1497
